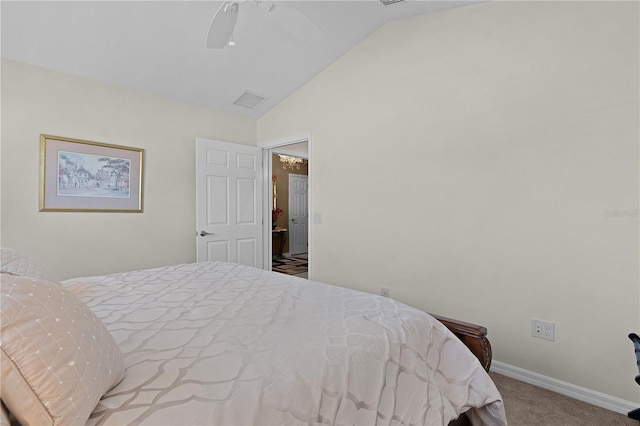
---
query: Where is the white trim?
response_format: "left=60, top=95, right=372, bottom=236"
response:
left=260, top=132, right=313, bottom=278
left=273, top=148, right=309, bottom=159
left=263, top=148, right=273, bottom=269
left=307, top=136, right=313, bottom=278
left=258, top=132, right=311, bottom=149
left=492, top=360, right=638, bottom=415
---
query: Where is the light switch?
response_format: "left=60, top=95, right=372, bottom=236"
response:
left=313, top=212, right=322, bottom=224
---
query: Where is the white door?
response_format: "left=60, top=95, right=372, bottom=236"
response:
left=288, top=174, right=308, bottom=255
left=196, top=138, right=263, bottom=267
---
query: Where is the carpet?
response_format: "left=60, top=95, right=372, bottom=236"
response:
left=272, top=255, right=308, bottom=275
left=489, top=372, right=637, bottom=426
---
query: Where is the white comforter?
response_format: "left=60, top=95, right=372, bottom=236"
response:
left=63, top=261, right=506, bottom=426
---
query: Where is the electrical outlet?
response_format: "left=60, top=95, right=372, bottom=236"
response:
left=531, top=319, right=555, bottom=341
left=381, top=288, right=389, bottom=297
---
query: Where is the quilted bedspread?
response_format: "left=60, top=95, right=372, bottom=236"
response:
left=63, top=262, right=506, bottom=426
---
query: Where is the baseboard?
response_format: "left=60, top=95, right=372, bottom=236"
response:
left=492, top=360, right=638, bottom=415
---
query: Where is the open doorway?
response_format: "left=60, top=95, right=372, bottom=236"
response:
left=269, top=141, right=309, bottom=278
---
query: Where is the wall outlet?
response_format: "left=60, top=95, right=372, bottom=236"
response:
left=531, top=319, right=555, bottom=341
left=381, top=288, right=389, bottom=297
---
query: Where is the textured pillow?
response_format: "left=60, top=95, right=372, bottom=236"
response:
left=0, top=402, right=10, bottom=426
left=0, top=274, right=125, bottom=425
left=0, top=248, right=59, bottom=284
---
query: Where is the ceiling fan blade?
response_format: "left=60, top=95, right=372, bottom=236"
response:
left=268, top=3, right=324, bottom=42
left=207, top=2, right=239, bottom=49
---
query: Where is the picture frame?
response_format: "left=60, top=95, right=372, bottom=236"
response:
left=39, top=134, right=144, bottom=212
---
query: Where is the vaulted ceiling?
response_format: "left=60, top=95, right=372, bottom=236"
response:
left=2, top=1, right=476, bottom=118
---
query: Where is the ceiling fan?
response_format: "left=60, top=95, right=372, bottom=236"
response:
left=206, top=1, right=324, bottom=49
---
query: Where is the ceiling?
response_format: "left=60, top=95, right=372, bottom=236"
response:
left=2, top=1, right=476, bottom=119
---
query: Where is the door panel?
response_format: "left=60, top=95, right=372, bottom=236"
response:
left=207, top=149, right=229, bottom=167
left=207, top=240, right=229, bottom=262
left=207, top=176, right=228, bottom=225
left=197, top=138, right=262, bottom=267
left=237, top=178, right=256, bottom=224
left=237, top=238, right=257, bottom=266
left=237, top=153, right=256, bottom=169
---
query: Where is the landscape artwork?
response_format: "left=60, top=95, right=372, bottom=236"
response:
left=57, top=151, right=131, bottom=199
left=40, top=135, right=143, bottom=212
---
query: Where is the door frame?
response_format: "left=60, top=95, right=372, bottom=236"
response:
left=258, top=132, right=312, bottom=277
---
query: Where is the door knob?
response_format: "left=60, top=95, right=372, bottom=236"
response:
left=199, top=230, right=215, bottom=237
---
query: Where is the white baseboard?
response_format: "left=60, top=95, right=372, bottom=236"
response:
left=491, top=361, right=638, bottom=415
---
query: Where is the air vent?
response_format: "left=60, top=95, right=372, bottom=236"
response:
left=233, top=91, right=267, bottom=109
left=380, top=0, right=404, bottom=5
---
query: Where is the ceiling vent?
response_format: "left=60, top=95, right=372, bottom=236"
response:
left=380, top=0, right=405, bottom=5
left=233, top=91, right=267, bottom=109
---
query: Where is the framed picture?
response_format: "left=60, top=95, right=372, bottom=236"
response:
left=40, top=135, right=144, bottom=212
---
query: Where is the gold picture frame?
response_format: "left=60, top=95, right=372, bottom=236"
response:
left=39, top=135, right=144, bottom=212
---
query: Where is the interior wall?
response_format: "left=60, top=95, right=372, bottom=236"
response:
left=258, top=1, right=639, bottom=403
left=1, top=59, right=256, bottom=280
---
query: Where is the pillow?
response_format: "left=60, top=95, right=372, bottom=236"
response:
left=0, top=274, right=124, bottom=425
left=0, top=402, right=10, bottom=426
left=0, top=248, right=59, bottom=284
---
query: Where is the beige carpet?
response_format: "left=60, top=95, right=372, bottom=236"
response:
left=490, top=372, right=638, bottom=425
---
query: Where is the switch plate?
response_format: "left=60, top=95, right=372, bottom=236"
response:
left=531, top=319, right=555, bottom=341
left=313, top=212, right=322, bottom=224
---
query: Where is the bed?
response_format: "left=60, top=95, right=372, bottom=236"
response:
left=1, top=249, right=507, bottom=426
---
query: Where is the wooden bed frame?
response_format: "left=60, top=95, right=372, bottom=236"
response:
left=431, top=314, right=493, bottom=372
left=431, top=314, right=493, bottom=426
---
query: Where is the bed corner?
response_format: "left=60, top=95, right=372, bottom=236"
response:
left=430, top=314, right=493, bottom=372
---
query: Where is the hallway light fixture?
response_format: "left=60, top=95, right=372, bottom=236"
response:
left=278, top=155, right=304, bottom=170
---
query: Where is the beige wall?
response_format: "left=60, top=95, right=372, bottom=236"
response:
left=258, top=1, right=639, bottom=402
left=1, top=59, right=256, bottom=280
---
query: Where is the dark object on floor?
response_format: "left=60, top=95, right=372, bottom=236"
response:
left=272, top=255, right=307, bottom=275
left=629, top=332, right=640, bottom=421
